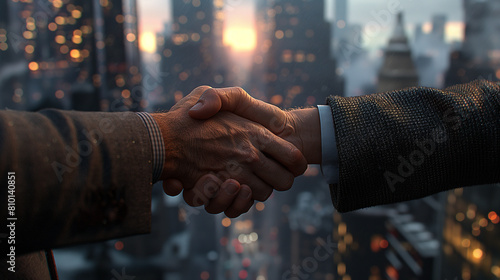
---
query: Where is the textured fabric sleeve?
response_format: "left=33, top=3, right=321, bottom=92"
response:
left=326, top=80, right=500, bottom=212
left=0, top=109, right=154, bottom=255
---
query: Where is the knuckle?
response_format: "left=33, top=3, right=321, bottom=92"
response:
left=245, top=149, right=260, bottom=164
left=194, top=85, right=211, bottom=93
left=289, top=148, right=307, bottom=176
left=234, top=86, right=247, bottom=97
left=277, top=173, right=294, bottom=191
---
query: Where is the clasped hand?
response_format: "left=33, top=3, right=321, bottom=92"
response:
left=152, top=86, right=321, bottom=217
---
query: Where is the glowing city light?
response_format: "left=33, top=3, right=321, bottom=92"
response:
left=221, top=217, right=231, bottom=227
left=139, top=32, right=156, bottom=53
left=28, top=62, right=39, bottom=71
left=472, top=248, right=483, bottom=259
left=223, top=27, right=257, bottom=52
left=126, top=33, right=136, bottom=42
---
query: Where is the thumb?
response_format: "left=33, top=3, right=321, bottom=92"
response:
left=188, top=88, right=222, bottom=119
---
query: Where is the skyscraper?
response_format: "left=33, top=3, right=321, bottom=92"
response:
left=332, top=0, right=348, bottom=61
left=445, top=0, right=500, bottom=86
left=253, top=0, right=343, bottom=109
left=156, top=0, right=229, bottom=110
left=0, top=0, right=143, bottom=112
left=413, top=14, right=450, bottom=88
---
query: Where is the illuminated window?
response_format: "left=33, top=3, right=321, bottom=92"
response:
left=306, top=53, right=316, bottom=62
left=71, top=10, right=82, bottom=19
left=28, top=62, right=39, bottom=71
left=191, top=33, right=200, bottom=41
left=126, top=33, right=136, bottom=42
left=55, top=35, right=66, bottom=44
left=115, top=14, right=124, bottom=23
left=275, top=30, right=284, bottom=39
left=295, top=51, right=305, bottom=62
left=201, top=24, right=210, bottom=33
left=23, top=31, right=33, bottom=39
left=55, top=16, right=65, bottom=25
left=72, top=36, right=82, bottom=44
left=179, top=16, right=188, bottom=24
left=282, top=50, right=292, bottom=63
left=24, top=45, right=34, bottom=54
left=48, top=23, right=57, bottom=31
left=196, top=11, right=205, bottom=20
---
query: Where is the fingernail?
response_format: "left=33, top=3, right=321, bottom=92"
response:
left=225, top=182, right=239, bottom=195
left=239, top=188, right=252, bottom=200
left=203, top=180, right=218, bottom=197
left=191, top=101, right=203, bottom=111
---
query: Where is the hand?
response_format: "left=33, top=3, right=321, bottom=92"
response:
left=163, top=87, right=321, bottom=217
left=152, top=86, right=308, bottom=215
left=189, top=87, right=322, bottom=164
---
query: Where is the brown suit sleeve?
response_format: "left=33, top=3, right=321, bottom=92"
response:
left=0, top=109, right=154, bottom=255
left=326, top=80, right=500, bottom=212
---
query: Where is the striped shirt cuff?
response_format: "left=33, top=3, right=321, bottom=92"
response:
left=136, top=112, right=165, bottom=183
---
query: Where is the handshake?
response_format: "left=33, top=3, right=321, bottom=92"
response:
left=151, top=86, right=322, bottom=218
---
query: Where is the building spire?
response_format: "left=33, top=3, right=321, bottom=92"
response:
left=390, top=12, right=408, bottom=45
left=377, top=12, right=419, bottom=92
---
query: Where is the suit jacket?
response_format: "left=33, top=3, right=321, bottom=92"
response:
left=0, top=110, right=154, bottom=279
left=327, top=80, right=500, bottom=212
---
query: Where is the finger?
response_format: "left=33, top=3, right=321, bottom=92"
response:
left=242, top=174, right=273, bottom=201
left=204, top=179, right=241, bottom=214
left=183, top=174, right=222, bottom=207
left=225, top=185, right=254, bottom=218
left=189, top=87, right=288, bottom=134
left=162, top=179, right=183, bottom=196
left=188, top=87, right=222, bottom=119
left=251, top=151, right=295, bottom=191
left=259, top=131, right=308, bottom=177
left=171, top=85, right=212, bottom=111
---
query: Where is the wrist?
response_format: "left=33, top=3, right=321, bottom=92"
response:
left=288, top=108, right=321, bottom=164
left=151, top=112, right=182, bottom=179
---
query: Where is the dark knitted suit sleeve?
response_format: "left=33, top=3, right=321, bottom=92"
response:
left=326, top=80, right=500, bottom=212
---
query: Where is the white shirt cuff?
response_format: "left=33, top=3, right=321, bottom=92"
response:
left=317, top=105, right=339, bottom=184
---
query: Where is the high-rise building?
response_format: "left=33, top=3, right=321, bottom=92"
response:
left=445, top=0, right=500, bottom=86
left=252, top=0, right=343, bottom=109
left=413, top=14, right=450, bottom=88
left=431, top=14, right=447, bottom=43
left=377, top=12, right=419, bottom=92
left=247, top=0, right=275, bottom=101
left=0, top=0, right=142, bottom=112
left=156, top=0, right=229, bottom=110
left=332, top=0, right=348, bottom=61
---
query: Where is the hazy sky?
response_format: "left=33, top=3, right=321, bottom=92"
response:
left=137, top=0, right=464, bottom=51
left=326, top=0, right=463, bottom=23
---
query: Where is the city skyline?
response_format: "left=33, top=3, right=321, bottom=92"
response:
left=137, top=0, right=465, bottom=55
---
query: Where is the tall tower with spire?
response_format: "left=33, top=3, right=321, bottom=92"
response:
left=377, top=12, right=419, bottom=92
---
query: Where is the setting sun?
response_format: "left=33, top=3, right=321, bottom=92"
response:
left=139, top=32, right=156, bottom=53
left=223, top=27, right=257, bottom=52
